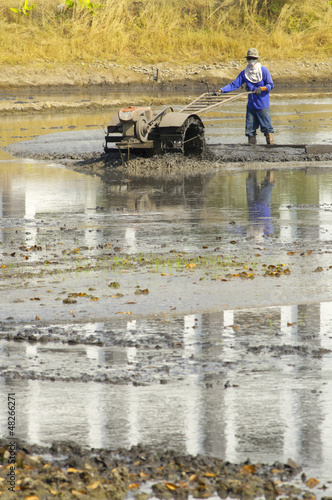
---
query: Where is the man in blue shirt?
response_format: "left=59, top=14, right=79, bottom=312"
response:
left=219, top=48, right=274, bottom=145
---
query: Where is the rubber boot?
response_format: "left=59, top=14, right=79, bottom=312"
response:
left=265, top=133, right=273, bottom=145
left=248, top=135, right=257, bottom=145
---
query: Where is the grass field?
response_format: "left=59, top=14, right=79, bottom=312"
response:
left=0, top=0, right=331, bottom=65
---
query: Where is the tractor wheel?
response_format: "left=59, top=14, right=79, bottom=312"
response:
left=182, top=116, right=205, bottom=155
left=135, top=115, right=149, bottom=142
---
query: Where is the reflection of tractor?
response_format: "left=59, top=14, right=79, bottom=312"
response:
left=104, top=92, right=247, bottom=156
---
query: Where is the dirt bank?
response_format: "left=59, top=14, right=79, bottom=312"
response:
left=0, top=59, right=331, bottom=92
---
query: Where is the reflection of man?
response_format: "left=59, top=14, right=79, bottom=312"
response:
left=246, top=171, right=274, bottom=239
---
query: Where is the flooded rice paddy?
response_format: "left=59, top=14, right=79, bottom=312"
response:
left=0, top=90, right=332, bottom=497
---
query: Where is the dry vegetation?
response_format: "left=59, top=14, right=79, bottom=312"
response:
left=0, top=0, right=331, bottom=65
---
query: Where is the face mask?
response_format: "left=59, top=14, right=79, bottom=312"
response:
left=247, top=60, right=257, bottom=68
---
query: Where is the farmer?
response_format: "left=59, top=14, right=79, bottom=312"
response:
left=219, top=48, right=274, bottom=145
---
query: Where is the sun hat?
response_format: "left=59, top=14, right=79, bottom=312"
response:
left=244, top=48, right=260, bottom=58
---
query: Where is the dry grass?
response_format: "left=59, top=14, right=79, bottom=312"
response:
left=0, top=0, right=331, bottom=65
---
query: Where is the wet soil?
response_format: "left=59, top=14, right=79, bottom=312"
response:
left=1, top=75, right=332, bottom=498
left=5, top=138, right=332, bottom=181
left=2, top=439, right=330, bottom=500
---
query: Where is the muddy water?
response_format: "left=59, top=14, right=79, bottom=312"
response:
left=1, top=90, right=332, bottom=151
left=204, top=93, right=332, bottom=145
left=1, top=92, right=332, bottom=495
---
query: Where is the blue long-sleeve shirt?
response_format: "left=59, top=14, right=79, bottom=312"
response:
left=220, top=66, right=274, bottom=110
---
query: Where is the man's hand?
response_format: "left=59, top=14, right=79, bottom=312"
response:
left=254, top=86, right=268, bottom=95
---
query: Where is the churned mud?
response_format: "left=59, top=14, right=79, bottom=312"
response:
left=5, top=139, right=332, bottom=182
left=1, top=439, right=323, bottom=500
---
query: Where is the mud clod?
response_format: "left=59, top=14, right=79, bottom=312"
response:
left=0, top=440, right=318, bottom=499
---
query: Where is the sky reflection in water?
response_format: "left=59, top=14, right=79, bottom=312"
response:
left=0, top=94, right=332, bottom=493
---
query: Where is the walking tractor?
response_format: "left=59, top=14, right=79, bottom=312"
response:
left=104, top=92, right=250, bottom=156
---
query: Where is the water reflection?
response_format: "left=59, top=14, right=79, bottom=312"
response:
left=0, top=300, right=332, bottom=486
left=3, top=164, right=332, bottom=261
left=246, top=171, right=274, bottom=239
left=0, top=160, right=104, bottom=220
left=0, top=94, right=332, bottom=492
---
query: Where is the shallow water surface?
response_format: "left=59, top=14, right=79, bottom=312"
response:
left=0, top=301, right=332, bottom=493
left=1, top=93, right=332, bottom=495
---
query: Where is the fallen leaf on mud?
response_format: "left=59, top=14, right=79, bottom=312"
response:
left=35, top=316, right=41, bottom=321
left=140, top=471, right=150, bottom=479
left=116, top=311, right=132, bottom=315
left=204, top=472, right=218, bottom=477
left=306, top=478, right=320, bottom=489
left=109, top=282, right=120, bottom=288
left=128, top=483, right=140, bottom=489
left=63, top=298, right=77, bottom=304
left=161, top=273, right=171, bottom=276
left=87, top=481, right=102, bottom=490
left=314, top=267, right=323, bottom=272
left=135, top=288, right=149, bottom=295
left=67, top=468, right=84, bottom=473
left=241, top=464, right=256, bottom=474
left=287, top=251, right=297, bottom=255
left=126, top=301, right=137, bottom=304
left=165, top=482, right=178, bottom=491
left=186, top=263, right=196, bottom=268
left=189, top=474, right=197, bottom=482
left=71, top=491, right=85, bottom=498
left=230, top=240, right=237, bottom=244
left=24, top=496, right=40, bottom=500
left=287, top=322, right=297, bottom=327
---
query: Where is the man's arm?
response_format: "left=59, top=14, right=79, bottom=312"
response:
left=262, top=67, right=274, bottom=91
left=219, top=71, right=246, bottom=93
